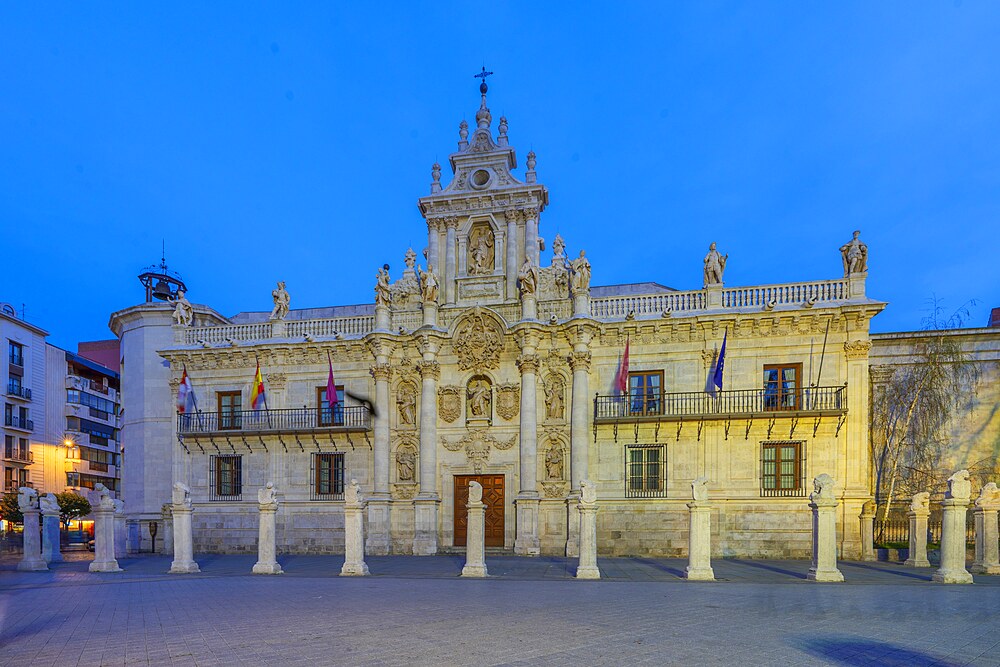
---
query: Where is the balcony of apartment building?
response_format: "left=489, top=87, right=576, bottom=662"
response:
left=3, top=413, right=34, bottom=433
left=65, top=401, right=117, bottom=427
left=65, top=374, right=118, bottom=402
left=5, top=379, right=31, bottom=402
left=2, top=444, right=33, bottom=465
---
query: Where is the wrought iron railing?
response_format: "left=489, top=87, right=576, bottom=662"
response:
left=178, top=406, right=372, bottom=435
left=875, top=514, right=976, bottom=546
left=3, top=415, right=34, bottom=431
left=4, top=449, right=32, bottom=464
left=594, top=385, right=846, bottom=421
left=6, top=382, right=30, bottom=400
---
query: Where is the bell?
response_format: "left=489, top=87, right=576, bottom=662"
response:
left=152, top=279, right=173, bottom=301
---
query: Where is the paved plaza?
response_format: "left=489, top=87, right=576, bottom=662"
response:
left=1, top=553, right=999, bottom=666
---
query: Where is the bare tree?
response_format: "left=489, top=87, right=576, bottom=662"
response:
left=871, top=300, right=981, bottom=538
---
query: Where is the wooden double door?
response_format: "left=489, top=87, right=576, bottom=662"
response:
left=453, top=474, right=505, bottom=548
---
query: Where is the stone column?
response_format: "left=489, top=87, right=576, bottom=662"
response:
left=807, top=474, right=844, bottom=582
left=89, top=496, right=123, bottom=573
left=41, top=495, right=62, bottom=564
left=685, top=477, right=715, bottom=581
left=427, top=219, right=440, bottom=283
left=160, top=503, right=174, bottom=555
left=444, top=217, right=458, bottom=304
left=113, top=500, right=127, bottom=560
left=524, top=208, right=540, bottom=269
left=341, top=480, right=370, bottom=576
left=374, top=302, right=390, bottom=332
left=461, top=481, right=488, bottom=578
left=413, top=342, right=441, bottom=555
left=515, top=333, right=541, bottom=556
left=252, top=484, right=283, bottom=575
left=934, top=470, right=973, bottom=584
left=904, top=492, right=930, bottom=568
left=505, top=210, right=519, bottom=300
left=859, top=500, right=876, bottom=562
left=367, top=353, right=392, bottom=555
left=566, top=328, right=594, bottom=557
left=971, top=482, right=1000, bottom=575
left=422, top=296, right=439, bottom=328
left=168, top=483, right=200, bottom=574
left=576, top=480, right=600, bottom=579
left=17, top=489, right=47, bottom=572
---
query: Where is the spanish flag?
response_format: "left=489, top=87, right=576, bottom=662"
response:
left=250, top=362, right=266, bottom=410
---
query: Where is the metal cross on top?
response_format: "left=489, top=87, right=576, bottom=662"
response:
left=475, top=66, right=493, bottom=92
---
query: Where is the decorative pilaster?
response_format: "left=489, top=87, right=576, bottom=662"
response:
left=807, top=474, right=844, bottom=582
left=524, top=208, right=539, bottom=270
left=505, top=209, right=520, bottom=300
left=566, top=326, right=594, bottom=557
left=252, top=484, right=282, bottom=575
left=444, top=217, right=458, bottom=304
left=414, top=344, right=442, bottom=556
left=461, top=481, right=489, bottom=578
left=859, top=500, right=876, bottom=562
left=843, top=339, right=872, bottom=498
left=972, top=483, right=1000, bottom=575
left=341, top=480, right=370, bottom=576
left=575, top=480, right=600, bottom=579
left=367, top=356, right=393, bottom=556
left=515, top=329, right=541, bottom=556
left=428, top=218, right=441, bottom=277
left=934, top=470, right=973, bottom=584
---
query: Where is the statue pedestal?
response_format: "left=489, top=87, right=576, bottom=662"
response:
left=934, top=498, right=973, bottom=584
left=18, top=508, right=48, bottom=572
left=904, top=508, right=931, bottom=568
left=412, top=497, right=440, bottom=556
left=421, top=301, right=438, bottom=328
left=270, top=319, right=286, bottom=337
left=514, top=495, right=540, bottom=556
left=684, top=501, right=715, bottom=581
left=461, top=497, right=488, bottom=578
left=859, top=504, right=876, bottom=562
left=808, top=497, right=844, bottom=582
left=252, top=503, right=283, bottom=575
left=374, top=304, right=391, bottom=332
left=575, top=502, right=600, bottom=579
left=89, top=506, right=123, bottom=573
left=365, top=499, right=392, bottom=556
left=168, top=505, right=200, bottom=574
left=341, top=500, right=369, bottom=576
left=565, top=495, right=580, bottom=557
left=972, top=506, right=1000, bottom=575
left=571, top=290, right=590, bottom=318
left=848, top=272, right=867, bottom=299
left=42, top=510, right=63, bottom=564
left=521, top=294, right=537, bottom=321
left=705, top=284, right=723, bottom=309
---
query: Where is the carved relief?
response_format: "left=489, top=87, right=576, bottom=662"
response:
left=438, top=386, right=463, bottom=423
left=267, top=372, right=286, bottom=392
left=496, top=383, right=520, bottom=421
left=468, top=223, right=495, bottom=275
left=844, top=340, right=872, bottom=360
left=544, top=444, right=565, bottom=481
left=543, top=375, right=565, bottom=421
left=466, top=376, right=493, bottom=423
left=541, top=481, right=568, bottom=499
left=453, top=308, right=504, bottom=372
left=442, top=428, right=518, bottom=473
left=395, top=441, right=417, bottom=482
left=396, top=381, right=417, bottom=427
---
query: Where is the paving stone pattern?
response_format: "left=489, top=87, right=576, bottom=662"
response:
left=1, top=553, right=999, bottom=666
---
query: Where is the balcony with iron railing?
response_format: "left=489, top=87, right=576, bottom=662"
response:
left=5, top=382, right=31, bottom=401
left=178, top=406, right=372, bottom=436
left=3, top=448, right=33, bottom=464
left=3, top=415, right=34, bottom=432
left=594, top=385, right=847, bottom=423
left=65, top=375, right=118, bottom=401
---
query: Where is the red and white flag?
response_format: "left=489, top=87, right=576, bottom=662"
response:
left=326, top=352, right=339, bottom=408
left=615, top=336, right=630, bottom=395
left=176, top=366, right=198, bottom=414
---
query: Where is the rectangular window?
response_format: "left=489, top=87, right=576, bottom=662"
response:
left=317, top=386, right=345, bottom=427
left=763, top=363, right=802, bottom=411
left=210, top=455, right=242, bottom=500
left=311, top=452, right=345, bottom=499
left=67, top=389, right=116, bottom=415
left=761, top=441, right=805, bottom=497
left=625, top=444, right=667, bottom=498
left=9, top=341, right=23, bottom=366
left=4, top=435, right=13, bottom=459
left=4, top=467, right=13, bottom=491
left=217, top=392, right=242, bottom=430
left=628, top=371, right=664, bottom=416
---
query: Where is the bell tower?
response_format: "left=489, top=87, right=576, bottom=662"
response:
left=418, top=70, right=549, bottom=307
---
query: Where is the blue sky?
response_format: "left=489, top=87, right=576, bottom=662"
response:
left=2, top=2, right=998, bottom=349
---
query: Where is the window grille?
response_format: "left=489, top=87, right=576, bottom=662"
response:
left=310, top=452, right=345, bottom=500
left=760, top=440, right=806, bottom=497
left=210, top=454, right=243, bottom=501
left=625, top=444, right=667, bottom=498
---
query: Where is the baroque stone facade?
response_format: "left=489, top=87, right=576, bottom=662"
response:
left=111, top=81, right=889, bottom=559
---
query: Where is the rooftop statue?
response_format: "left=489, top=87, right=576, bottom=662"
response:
left=703, top=243, right=727, bottom=287
left=840, top=230, right=868, bottom=276
left=418, top=264, right=439, bottom=304
left=570, top=251, right=591, bottom=292
left=270, top=281, right=290, bottom=321
left=518, top=257, right=538, bottom=297
left=375, top=267, right=392, bottom=307
left=170, top=289, right=194, bottom=327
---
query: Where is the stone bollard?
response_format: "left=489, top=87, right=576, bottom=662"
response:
left=461, top=481, right=489, bottom=578
left=340, top=479, right=370, bottom=576
left=684, top=477, right=715, bottom=581
left=859, top=500, right=876, bottom=562
left=576, top=480, right=601, bottom=579
left=252, top=483, right=283, bottom=575
left=40, top=493, right=63, bottom=564
left=113, top=499, right=127, bottom=560
left=904, top=492, right=931, bottom=568
left=933, top=470, right=973, bottom=584
left=89, top=484, right=123, bottom=573
left=807, top=474, right=844, bottom=582
left=971, top=482, right=1000, bottom=575
left=168, top=482, right=200, bottom=574
left=16, top=488, right=48, bottom=572
left=160, top=503, right=174, bottom=555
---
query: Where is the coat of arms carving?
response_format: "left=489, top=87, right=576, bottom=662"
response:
left=441, top=428, right=517, bottom=473
left=496, top=383, right=520, bottom=421
left=453, top=307, right=504, bottom=372
left=438, top=386, right=463, bottom=423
